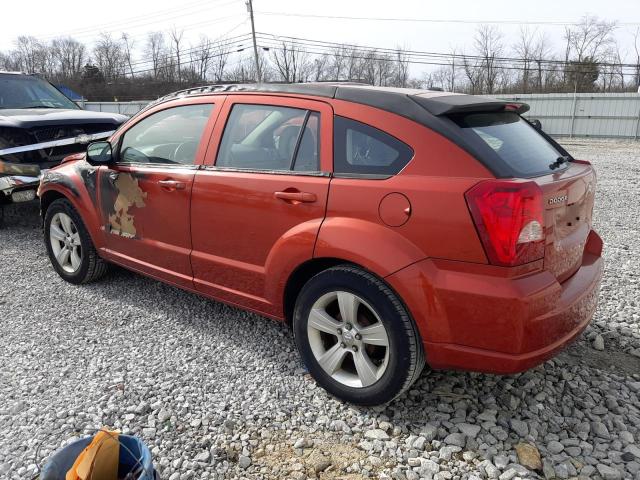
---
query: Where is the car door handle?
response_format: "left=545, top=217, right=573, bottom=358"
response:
left=159, top=179, right=186, bottom=190
left=274, top=191, right=317, bottom=203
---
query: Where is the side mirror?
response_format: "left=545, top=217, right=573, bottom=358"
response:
left=86, top=141, right=113, bottom=164
left=530, top=119, right=542, bottom=131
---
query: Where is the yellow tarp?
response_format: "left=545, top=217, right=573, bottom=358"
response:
left=66, top=429, right=119, bottom=480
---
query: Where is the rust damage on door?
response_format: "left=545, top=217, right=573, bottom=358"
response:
left=102, top=172, right=147, bottom=239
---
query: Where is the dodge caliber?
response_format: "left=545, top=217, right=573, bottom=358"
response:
left=38, top=84, right=603, bottom=405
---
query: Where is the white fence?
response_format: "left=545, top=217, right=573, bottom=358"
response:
left=82, top=92, right=640, bottom=139
left=494, top=92, right=640, bottom=139
left=81, top=101, right=149, bottom=117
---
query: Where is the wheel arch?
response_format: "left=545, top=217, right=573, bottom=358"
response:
left=283, top=257, right=353, bottom=326
left=282, top=256, right=423, bottom=343
left=39, top=185, right=105, bottom=250
left=40, top=189, right=68, bottom=220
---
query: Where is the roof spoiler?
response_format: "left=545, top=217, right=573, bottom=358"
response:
left=411, top=94, right=530, bottom=116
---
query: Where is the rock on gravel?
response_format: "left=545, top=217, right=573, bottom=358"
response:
left=0, top=139, right=640, bottom=480
left=515, top=442, right=542, bottom=471
left=364, top=429, right=389, bottom=441
left=597, top=463, right=623, bottom=480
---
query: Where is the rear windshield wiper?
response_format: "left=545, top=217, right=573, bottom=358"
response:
left=549, top=155, right=571, bottom=170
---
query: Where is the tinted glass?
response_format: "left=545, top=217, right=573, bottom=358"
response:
left=293, top=112, right=320, bottom=171
left=334, top=116, right=414, bottom=175
left=119, top=104, right=213, bottom=165
left=451, top=112, right=564, bottom=177
left=0, top=74, right=79, bottom=109
left=217, top=104, right=319, bottom=171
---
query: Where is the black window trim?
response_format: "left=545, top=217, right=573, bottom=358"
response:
left=331, top=172, right=393, bottom=180
left=290, top=110, right=311, bottom=171
left=200, top=165, right=329, bottom=177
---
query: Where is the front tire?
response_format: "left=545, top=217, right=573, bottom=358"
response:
left=44, top=198, right=108, bottom=284
left=293, top=265, right=425, bottom=406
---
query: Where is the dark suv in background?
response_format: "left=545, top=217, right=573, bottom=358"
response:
left=0, top=72, right=126, bottom=217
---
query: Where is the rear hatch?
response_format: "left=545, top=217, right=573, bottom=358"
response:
left=534, top=162, right=595, bottom=281
left=452, top=109, right=596, bottom=280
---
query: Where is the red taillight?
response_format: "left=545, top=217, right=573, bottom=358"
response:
left=465, top=180, right=545, bottom=267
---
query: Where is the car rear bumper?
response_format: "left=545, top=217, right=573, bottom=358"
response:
left=386, top=230, right=604, bottom=374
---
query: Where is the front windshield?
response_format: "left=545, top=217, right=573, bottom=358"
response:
left=0, top=74, right=79, bottom=110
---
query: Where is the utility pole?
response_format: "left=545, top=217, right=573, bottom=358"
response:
left=246, top=0, right=262, bottom=83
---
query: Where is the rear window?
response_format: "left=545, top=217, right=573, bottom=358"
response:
left=334, top=116, right=413, bottom=176
left=451, top=112, right=563, bottom=177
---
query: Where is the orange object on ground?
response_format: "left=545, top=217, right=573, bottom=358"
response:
left=66, top=429, right=119, bottom=480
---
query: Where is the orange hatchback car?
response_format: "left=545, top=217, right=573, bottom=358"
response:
left=39, top=84, right=603, bottom=405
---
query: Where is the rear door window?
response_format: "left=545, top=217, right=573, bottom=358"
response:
left=216, top=104, right=320, bottom=172
left=450, top=112, right=564, bottom=177
left=333, top=116, right=413, bottom=176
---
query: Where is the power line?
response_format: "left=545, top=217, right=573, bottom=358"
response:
left=255, top=11, right=640, bottom=27
left=91, top=14, right=247, bottom=51
left=256, top=32, right=640, bottom=72
left=36, top=0, right=243, bottom=42
left=256, top=36, right=638, bottom=76
left=125, top=31, right=252, bottom=70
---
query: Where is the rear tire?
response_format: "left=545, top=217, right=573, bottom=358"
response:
left=44, top=198, right=108, bottom=284
left=293, top=265, right=424, bottom=406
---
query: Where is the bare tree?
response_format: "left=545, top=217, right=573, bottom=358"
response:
left=0, top=52, right=17, bottom=71
left=563, top=15, right=617, bottom=91
left=345, top=47, right=364, bottom=82
left=188, top=35, right=212, bottom=82
left=360, top=49, right=377, bottom=85
left=227, top=52, right=269, bottom=83
left=169, top=28, right=184, bottom=83
left=474, top=25, right=504, bottom=94
left=209, top=40, right=230, bottom=82
left=513, top=27, right=536, bottom=93
left=599, top=41, right=626, bottom=92
left=427, top=50, right=458, bottom=92
left=93, top=33, right=126, bottom=81
left=121, top=34, right=135, bottom=78
left=564, top=15, right=617, bottom=63
left=462, top=53, right=484, bottom=94
left=51, top=37, right=86, bottom=80
left=326, top=46, right=346, bottom=80
left=393, top=48, right=410, bottom=87
left=532, top=32, right=554, bottom=92
left=13, top=36, right=50, bottom=74
left=145, top=32, right=166, bottom=80
left=271, top=42, right=310, bottom=83
left=311, top=54, right=330, bottom=81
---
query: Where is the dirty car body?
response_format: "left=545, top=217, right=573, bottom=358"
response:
left=0, top=72, right=126, bottom=205
left=38, top=83, right=604, bottom=406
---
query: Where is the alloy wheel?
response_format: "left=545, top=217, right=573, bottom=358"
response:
left=49, top=212, right=82, bottom=273
left=307, top=291, right=390, bottom=388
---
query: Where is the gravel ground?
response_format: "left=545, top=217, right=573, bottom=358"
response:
left=1, top=138, right=639, bottom=480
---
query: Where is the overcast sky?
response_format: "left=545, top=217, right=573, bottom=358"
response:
left=3, top=0, right=639, bottom=78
